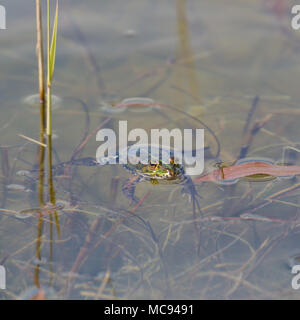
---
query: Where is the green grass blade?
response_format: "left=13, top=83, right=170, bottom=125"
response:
left=49, top=0, right=58, bottom=82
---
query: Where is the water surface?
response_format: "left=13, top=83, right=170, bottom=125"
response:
left=1, top=0, right=300, bottom=299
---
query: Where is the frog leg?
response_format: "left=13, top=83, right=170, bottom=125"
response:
left=181, top=176, right=202, bottom=216
left=150, top=178, right=159, bottom=185
left=52, top=157, right=98, bottom=175
left=122, top=175, right=143, bottom=203
left=71, top=157, right=99, bottom=167
left=182, top=175, right=203, bottom=257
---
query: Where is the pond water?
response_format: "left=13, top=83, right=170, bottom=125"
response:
left=1, top=0, right=300, bottom=299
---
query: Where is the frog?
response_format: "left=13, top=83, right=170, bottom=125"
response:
left=59, top=144, right=203, bottom=214
left=97, top=144, right=200, bottom=204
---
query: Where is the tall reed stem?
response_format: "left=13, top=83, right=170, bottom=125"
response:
left=35, top=0, right=46, bottom=289
left=35, top=0, right=46, bottom=206
left=46, top=0, right=52, bottom=137
left=35, top=0, right=46, bottom=107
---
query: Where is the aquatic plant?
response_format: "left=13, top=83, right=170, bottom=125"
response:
left=46, top=0, right=58, bottom=137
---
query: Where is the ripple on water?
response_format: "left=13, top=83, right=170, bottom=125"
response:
left=99, top=100, right=128, bottom=114
left=6, top=184, right=31, bottom=192
left=120, top=97, right=159, bottom=113
left=99, top=97, right=159, bottom=116
left=15, top=170, right=32, bottom=177
left=22, top=94, right=62, bottom=110
left=236, top=157, right=277, bottom=182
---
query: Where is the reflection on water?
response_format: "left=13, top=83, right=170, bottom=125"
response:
left=1, top=0, right=300, bottom=299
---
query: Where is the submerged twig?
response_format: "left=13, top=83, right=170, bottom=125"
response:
left=18, top=134, right=47, bottom=148
left=242, top=95, right=260, bottom=136
left=237, top=114, right=272, bottom=160
left=0, top=147, right=10, bottom=209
